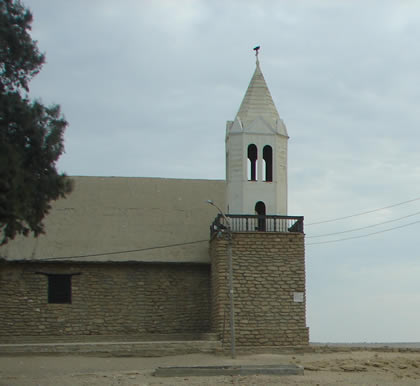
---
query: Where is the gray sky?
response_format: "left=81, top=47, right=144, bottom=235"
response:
left=24, top=0, right=420, bottom=343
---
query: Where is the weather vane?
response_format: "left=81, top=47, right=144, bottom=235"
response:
left=253, top=45, right=260, bottom=57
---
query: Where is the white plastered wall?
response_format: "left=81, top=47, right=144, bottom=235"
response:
left=226, top=120, right=288, bottom=216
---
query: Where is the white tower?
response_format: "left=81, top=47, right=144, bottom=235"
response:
left=226, top=56, right=288, bottom=216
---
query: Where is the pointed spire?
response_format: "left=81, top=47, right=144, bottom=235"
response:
left=236, top=53, right=280, bottom=129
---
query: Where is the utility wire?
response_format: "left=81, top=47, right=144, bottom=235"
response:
left=307, top=210, right=420, bottom=238
left=38, top=239, right=209, bottom=261
left=26, top=196, right=420, bottom=258
left=307, top=219, right=420, bottom=245
left=306, top=196, right=420, bottom=226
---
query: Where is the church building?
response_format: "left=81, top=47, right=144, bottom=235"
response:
left=0, top=54, right=309, bottom=352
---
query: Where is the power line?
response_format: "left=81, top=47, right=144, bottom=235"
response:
left=39, top=239, right=209, bottom=261
left=24, top=196, right=420, bottom=257
left=307, top=210, right=420, bottom=239
left=306, top=196, right=420, bottom=226
left=306, top=219, right=420, bottom=246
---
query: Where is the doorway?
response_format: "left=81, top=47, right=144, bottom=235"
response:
left=255, top=201, right=266, bottom=231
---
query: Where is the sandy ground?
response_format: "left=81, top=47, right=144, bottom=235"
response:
left=1, top=351, right=420, bottom=385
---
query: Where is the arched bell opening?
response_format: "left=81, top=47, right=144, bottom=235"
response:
left=247, top=144, right=258, bottom=181
left=263, top=145, right=273, bottom=182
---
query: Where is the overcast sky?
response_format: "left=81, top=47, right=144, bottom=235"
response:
left=24, top=0, right=420, bottom=343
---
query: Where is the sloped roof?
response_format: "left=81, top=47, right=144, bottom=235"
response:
left=236, top=60, right=280, bottom=128
left=0, top=176, right=226, bottom=264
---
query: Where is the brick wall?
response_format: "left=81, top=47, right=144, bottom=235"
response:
left=0, top=262, right=211, bottom=336
left=210, top=232, right=309, bottom=347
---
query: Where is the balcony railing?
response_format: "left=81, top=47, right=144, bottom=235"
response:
left=210, top=214, right=304, bottom=235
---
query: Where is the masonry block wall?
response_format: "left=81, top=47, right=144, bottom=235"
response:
left=210, top=232, right=309, bottom=347
left=0, top=262, right=210, bottom=336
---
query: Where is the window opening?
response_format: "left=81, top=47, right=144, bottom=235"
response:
left=263, top=145, right=273, bottom=182
left=247, top=144, right=258, bottom=181
left=48, top=274, right=72, bottom=304
left=255, top=201, right=266, bottom=231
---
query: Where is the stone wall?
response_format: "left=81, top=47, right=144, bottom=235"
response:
left=0, top=262, right=211, bottom=336
left=210, top=232, right=309, bottom=348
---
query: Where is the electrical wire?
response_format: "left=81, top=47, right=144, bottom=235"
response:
left=19, top=196, right=420, bottom=258
left=306, top=219, right=420, bottom=245
left=38, top=239, right=209, bottom=261
left=306, top=196, right=420, bottom=226
left=307, top=210, right=420, bottom=238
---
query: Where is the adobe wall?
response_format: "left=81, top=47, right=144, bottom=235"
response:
left=210, top=232, right=309, bottom=348
left=0, top=262, right=210, bottom=336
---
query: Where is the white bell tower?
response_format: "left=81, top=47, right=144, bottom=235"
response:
left=226, top=54, right=288, bottom=216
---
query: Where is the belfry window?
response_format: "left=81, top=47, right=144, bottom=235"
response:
left=263, top=145, right=273, bottom=182
left=247, top=144, right=258, bottom=181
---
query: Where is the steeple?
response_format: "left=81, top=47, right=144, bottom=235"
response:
left=233, top=58, right=287, bottom=137
left=225, top=50, right=289, bottom=216
left=236, top=60, right=280, bottom=130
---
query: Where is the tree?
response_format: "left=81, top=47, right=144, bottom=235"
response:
left=0, top=0, right=73, bottom=245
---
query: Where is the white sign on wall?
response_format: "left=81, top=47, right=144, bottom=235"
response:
left=293, top=292, right=304, bottom=303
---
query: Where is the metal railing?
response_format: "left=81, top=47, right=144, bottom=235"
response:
left=210, top=214, right=304, bottom=235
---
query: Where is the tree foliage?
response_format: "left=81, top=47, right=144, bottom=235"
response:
left=0, top=0, right=73, bottom=244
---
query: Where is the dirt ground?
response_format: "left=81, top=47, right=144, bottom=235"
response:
left=1, top=351, right=420, bottom=385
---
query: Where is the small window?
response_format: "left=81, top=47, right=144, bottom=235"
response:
left=48, top=274, right=72, bottom=304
